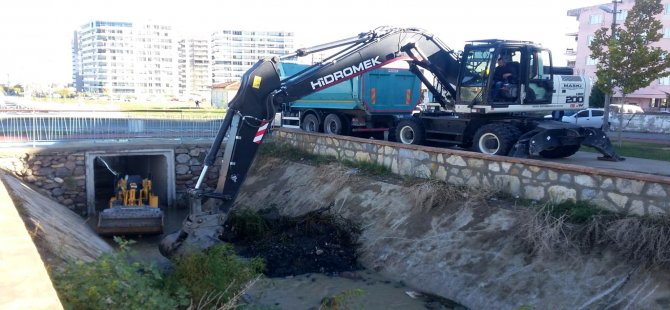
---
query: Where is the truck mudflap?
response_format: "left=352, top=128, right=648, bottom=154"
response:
left=510, top=126, right=625, bottom=161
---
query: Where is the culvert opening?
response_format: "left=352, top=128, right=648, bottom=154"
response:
left=87, top=150, right=175, bottom=218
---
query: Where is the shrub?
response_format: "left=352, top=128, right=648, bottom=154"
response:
left=51, top=237, right=187, bottom=310
left=166, top=243, right=265, bottom=308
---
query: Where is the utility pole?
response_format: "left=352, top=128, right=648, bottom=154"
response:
left=600, top=0, right=623, bottom=132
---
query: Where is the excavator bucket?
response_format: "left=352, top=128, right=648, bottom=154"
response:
left=96, top=174, right=164, bottom=235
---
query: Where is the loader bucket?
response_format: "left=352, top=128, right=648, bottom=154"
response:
left=97, top=207, right=164, bottom=235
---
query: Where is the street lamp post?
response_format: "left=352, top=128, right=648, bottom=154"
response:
left=599, top=0, right=623, bottom=132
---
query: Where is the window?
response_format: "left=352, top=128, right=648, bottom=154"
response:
left=592, top=110, right=604, bottom=117
left=659, top=76, right=670, bottom=85
left=587, top=35, right=595, bottom=45
left=586, top=56, right=598, bottom=65
left=589, top=14, right=602, bottom=24
left=458, top=48, right=493, bottom=103
left=576, top=110, right=590, bottom=118
left=616, top=10, right=627, bottom=21
left=664, top=28, right=670, bottom=39
left=666, top=3, right=670, bottom=14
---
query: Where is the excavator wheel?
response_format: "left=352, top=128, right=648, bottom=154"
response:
left=396, top=119, right=425, bottom=145
left=323, top=113, right=351, bottom=135
left=301, top=114, right=320, bottom=132
left=539, top=145, right=580, bottom=159
left=473, top=123, right=521, bottom=156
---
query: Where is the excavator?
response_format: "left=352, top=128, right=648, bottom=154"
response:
left=160, top=26, right=623, bottom=257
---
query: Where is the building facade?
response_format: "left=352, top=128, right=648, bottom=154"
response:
left=72, top=21, right=180, bottom=99
left=178, top=38, right=211, bottom=99
left=568, top=0, right=670, bottom=112
left=210, top=30, right=296, bottom=83
left=73, top=22, right=298, bottom=99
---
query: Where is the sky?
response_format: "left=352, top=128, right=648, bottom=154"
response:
left=0, top=0, right=610, bottom=86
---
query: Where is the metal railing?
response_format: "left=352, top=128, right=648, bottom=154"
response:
left=0, top=109, right=226, bottom=144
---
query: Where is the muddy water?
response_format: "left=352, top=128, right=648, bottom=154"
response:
left=243, top=272, right=462, bottom=310
left=120, top=208, right=463, bottom=310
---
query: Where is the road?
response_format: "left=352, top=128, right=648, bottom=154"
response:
left=541, top=151, right=670, bottom=177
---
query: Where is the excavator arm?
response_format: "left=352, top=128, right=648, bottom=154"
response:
left=160, top=27, right=462, bottom=257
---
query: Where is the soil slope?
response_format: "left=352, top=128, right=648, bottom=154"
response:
left=235, top=157, right=670, bottom=309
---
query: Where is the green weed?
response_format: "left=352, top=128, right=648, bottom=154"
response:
left=166, top=243, right=265, bottom=308
left=319, top=288, right=365, bottom=310
left=52, top=237, right=188, bottom=310
left=226, top=208, right=272, bottom=241
left=258, top=142, right=337, bottom=165
left=341, top=159, right=391, bottom=176
left=540, top=201, right=615, bottom=224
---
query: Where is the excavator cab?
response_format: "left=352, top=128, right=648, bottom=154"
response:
left=456, top=41, right=555, bottom=108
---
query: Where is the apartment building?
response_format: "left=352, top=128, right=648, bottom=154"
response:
left=211, top=30, right=296, bottom=83
left=178, top=38, right=211, bottom=99
left=568, top=0, right=670, bottom=112
left=72, top=21, right=180, bottom=99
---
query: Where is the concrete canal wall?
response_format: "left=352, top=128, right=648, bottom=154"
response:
left=272, top=128, right=670, bottom=217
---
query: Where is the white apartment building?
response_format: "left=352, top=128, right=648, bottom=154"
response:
left=178, top=38, right=211, bottom=99
left=72, top=21, right=180, bottom=99
left=568, top=0, right=670, bottom=112
left=211, top=30, right=296, bottom=83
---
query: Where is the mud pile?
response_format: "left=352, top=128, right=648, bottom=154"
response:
left=220, top=207, right=361, bottom=277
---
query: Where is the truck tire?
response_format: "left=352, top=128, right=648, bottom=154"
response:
left=539, top=145, right=580, bottom=159
left=301, top=114, right=320, bottom=132
left=473, top=123, right=521, bottom=156
left=396, top=119, right=425, bottom=145
left=323, top=113, right=350, bottom=135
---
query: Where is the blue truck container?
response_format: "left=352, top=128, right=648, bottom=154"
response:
left=277, top=62, right=423, bottom=137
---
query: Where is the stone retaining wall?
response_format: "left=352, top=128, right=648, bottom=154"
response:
left=0, top=142, right=221, bottom=215
left=272, top=128, right=670, bottom=216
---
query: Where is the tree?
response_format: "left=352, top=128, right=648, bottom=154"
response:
left=589, top=0, right=670, bottom=136
left=589, top=86, right=606, bottom=108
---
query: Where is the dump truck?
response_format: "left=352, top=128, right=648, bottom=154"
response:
left=277, top=62, right=422, bottom=138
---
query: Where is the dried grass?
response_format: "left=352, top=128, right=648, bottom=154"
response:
left=409, top=179, right=498, bottom=212
left=606, top=218, right=670, bottom=265
left=516, top=204, right=670, bottom=267
left=187, top=276, right=260, bottom=310
left=517, top=206, right=577, bottom=257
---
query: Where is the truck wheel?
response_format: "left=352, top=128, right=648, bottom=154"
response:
left=539, top=145, right=580, bottom=159
left=323, top=113, right=349, bottom=135
left=396, top=119, right=425, bottom=145
left=301, top=114, right=320, bottom=132
left=473, top=123, right=521, bottom=156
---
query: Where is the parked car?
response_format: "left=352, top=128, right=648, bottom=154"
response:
left=560, top=108, right=606, bottom=128
left=610, top=104, right=644, bottom=114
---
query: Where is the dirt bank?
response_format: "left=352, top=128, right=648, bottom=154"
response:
left=236, top=156, right=670, bottom=309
